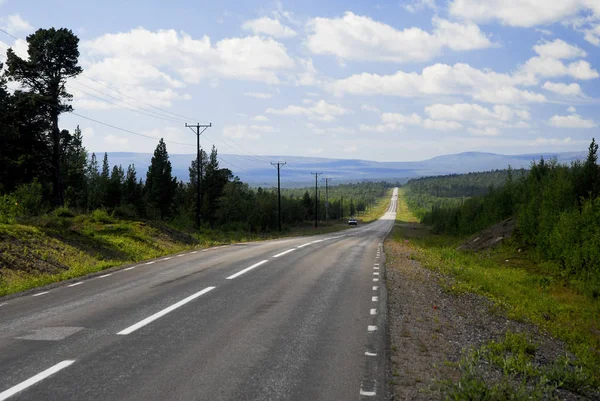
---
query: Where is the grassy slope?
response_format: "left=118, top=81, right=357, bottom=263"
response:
left=0, top=190, right=392, bottom=297
left=393, top=188, right=600, bottom=389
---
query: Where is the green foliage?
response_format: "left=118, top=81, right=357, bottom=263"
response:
left=91, top=209, right=114, bottom=224
left=13, top=180, right=44, bottom=216
left=0, top=193, right=19, bottom=223
left=146, top=138, right=177, bottom=220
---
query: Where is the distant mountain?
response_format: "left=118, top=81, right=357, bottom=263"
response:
left=102, top=151, right=587, bottom=188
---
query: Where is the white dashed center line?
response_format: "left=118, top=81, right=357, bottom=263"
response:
left=365, top=351, right=377, bottom=356
left=359, top=388, right=376, bottom=397
left=297, top=243, right=312, bottom=248
left=32, top=292, right=49, bottom=297
left=99, top=273, right=112, bottom=278
left=226, top=260, right=269, bottom=280
left=162, top=257, right=172, bottom=261
left=145, top=261, right=155, bottom=265
left=0, top=360, right=75, bottom=401
left=191, top=251, right=198, bottom=254
left=68, top=282, right=82, bottom=287
left=176, top=254, right=184, bottom=257
left=368, top=325, right=377, bottom=332
left=273, top=249, right=295, bottom=258
left=117, top=286, right=216, bottom=335
left=372, top=296, right=379, bottom=302
left=124, top=266, right=136, bottom=271
left=370, top=308, right=377, bottom=315
left=373, top=278, right=379, bottom=282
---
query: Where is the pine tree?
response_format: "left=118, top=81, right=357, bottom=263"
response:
left=86, top=153, right=100, bottom=210
left=107, top=165, right=124, bottom=208
left=99, top=152, right=110, bottom=207
left=64, top=125, right=88, bottom=209
left=146, top=138, right=177, bottom=220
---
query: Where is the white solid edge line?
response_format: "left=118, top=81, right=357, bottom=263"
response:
left=32, top=292, right=49, bottom=297
left=117, top=286, right=216, bottom=335
left=124, top=266, right=136, bottom=271
left=365, top=351, right=377, bottom=356
left=162, top=257, right=172, bottom=261
left=297, top=243, right=312, bottom=248
left=370, top=308, right=377, bottom=315
left=373, top=286, right=378, bottom=290
left=374, top=266, right=379, bottom=270
left=311, top=239, right=324, bottom=243
left=68, top=282, right=83, bottom=287
left=176, top=254, right=184, bottom=257
left=372, top=296, right=379, bottom=301
left=145, top=261, right=155, bottom=265
left=226, top=260, right=269, bottom=280
left=368, top=325, right=377, bottom=332
left=191, top=251, right=198, bottom=254
left=373, top=272, right=379, bottom=276
left=359, top=389, right=376, bottom=396
left=0, top=303, right=7, bottom=307
left=0, top=360, right=75, bottom=401
left=373, top=278, right=379, bottom=282
left=99, top=273, right=112, bottom=278
left=273, top=249, right=296, bottom=258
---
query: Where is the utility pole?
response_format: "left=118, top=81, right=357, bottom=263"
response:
left=311, top=172, right=322, bottom=228
left=322, top=177, right=332, bottom=222
left=271, top=161, right=286, bottom=232
left=185, top=122, right=211, bottom=229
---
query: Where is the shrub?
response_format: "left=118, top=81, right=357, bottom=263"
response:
left=0, top=193, right=19, bottom=223
left=91, top=209, right=114, bottom=224
left=13, top=181, right=45, bottom=216
left=53, top=207, right=76, bottom=218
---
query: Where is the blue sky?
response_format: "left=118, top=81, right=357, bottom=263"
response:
left=1, top=0, right=599, bottom=165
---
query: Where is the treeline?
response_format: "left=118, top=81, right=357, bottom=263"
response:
left=417, top=139, right=600, bottom=293
left=281, top=182, right=390, bottom=220
left=404, top=169, right=527, bottom=219
left=0, top=27, right=387, bottom=233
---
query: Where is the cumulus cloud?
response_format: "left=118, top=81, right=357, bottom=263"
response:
left=584, top=23, right=600, bottom=45
left=533, top=39, right=587, bottom=59
left=242, top=17, right=297, bottom=38
left=252, top=115, right=269, bottom=121
left=306, top=13, right=492, bottom=63
left=425, top=103, right=530, bottom=122
left=0, top=14, right=33, bottom=34
left=266, top=100, right=350, bottom=122
left=549, top=114, right=597, bottom=128
left=542, top=81, right=583, bottom=96
left=468, top=126, right=500, bottom=136
left=327, top=62, right=547, bottom=104
left=448, top=0, right=600, bottom=28
left=223, top=124, right=274, bottom=140
left=519, top=57, right=598, bottom=81
left=361, top=104, right=380, bottom=113
left=83, top=28, right=296, bottom=85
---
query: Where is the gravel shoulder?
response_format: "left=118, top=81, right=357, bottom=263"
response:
left=385, top=222, right=587, bottom=400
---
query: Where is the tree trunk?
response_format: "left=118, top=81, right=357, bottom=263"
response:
left=50, top=108, right=64, bottom=207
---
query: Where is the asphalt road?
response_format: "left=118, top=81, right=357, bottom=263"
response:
left=0, top=188, right=398, bottom=401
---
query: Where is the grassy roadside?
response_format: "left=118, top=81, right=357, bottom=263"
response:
left=359, top=188, right=393, bottom=223
left=390, top=188, right=599, bottom=397
left=0, top=190, right=392, bottom=297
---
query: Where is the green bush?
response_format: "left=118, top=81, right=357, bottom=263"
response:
left=53, top=207, right=76, bottom=218
left=13, top=180, right=45, bottom=217
left=113, top=204, right=138, bottom=219
left=0, top=193, right=19, bottom=223
left=91, top=209, right=114, bottom=224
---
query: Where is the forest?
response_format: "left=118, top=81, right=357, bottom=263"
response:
left=406, top=140, right=600, bottom=296
left=0, top=28, right=388, bottom=233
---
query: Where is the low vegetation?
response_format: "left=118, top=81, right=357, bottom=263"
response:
left=392, top=185, right=599, bottom=398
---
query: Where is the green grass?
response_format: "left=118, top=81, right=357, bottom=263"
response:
left=392, top=189, right=600, bottom=395
left=359, top=188, right=394, bottom=223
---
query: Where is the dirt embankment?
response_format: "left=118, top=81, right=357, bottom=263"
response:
left=385, top=223, right=585, bottom=400
left=457, top=217, right=516, bottom=252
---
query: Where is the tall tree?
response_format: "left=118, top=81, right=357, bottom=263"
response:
left=203, top=146, right=232, bottom=227
left=5, top=28, right=82, bottom=206
left=107, top=165, right=124, bottom=209
left=86, top=153, right=100, bottom=210
left=64, top=125, right=88, bottom=209
left=146, top=138, right=177, bottom=220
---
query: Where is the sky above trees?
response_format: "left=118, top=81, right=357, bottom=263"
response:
left=1, top=0, right=599, bottom=163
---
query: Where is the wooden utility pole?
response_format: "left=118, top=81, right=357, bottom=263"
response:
left=311, top=172, right=322, bottom=228
left=185, top=122, right=211, bottom=229
left=271, top=162, right=286, bottom=232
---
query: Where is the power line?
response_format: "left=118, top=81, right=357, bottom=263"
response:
left=185, top=122, right=211, bottom=228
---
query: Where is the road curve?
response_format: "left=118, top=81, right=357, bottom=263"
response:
left=0, top=188, right=399, bottom=401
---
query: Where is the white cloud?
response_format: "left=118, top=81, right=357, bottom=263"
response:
left=252, top=115, right=269, bottom=121
left=549, top=114, right=597, bottom=128
left=249, top=124, right=276, bottom=132
left=306, top=13, right=492, bottom=63
left=82, top=127, right=95, bottom=139
left=308, top=147, right=324, bottom=154
left=568, top=106, right=577, bottom=112
left=0, top=14, right=33, bottom=34
left=266, top=100, right=350, bottom=122
left=448, top=0, right=600, bottom=28
left=244, top=92, right=273, bottom=99
left=223, top=124, right=265, bottom=140
left=425, top=103, right=529, bottom=122
left=423, top=119, right=463, bottom=131
left=105, top=134, right=129, bottom=146
left=584, top=24, right=600, bottom=45
left=242, top=17, right=297, bottom=38
left=344, top=145, right=358, bottom=153
left=542, top=81, right=583, bottom=96
left=361, top=104, right=380, bottom=113
left=533, top=39, right=586, bottom=59
left=535, top=28, right=553, bottom=35
left=519, top=57, right=599, bottom=81
left=468, top=126, right=500, bottom=136
left=327, top=62, right=547, bottom=104
left=83, top=28, right=296, bottom=85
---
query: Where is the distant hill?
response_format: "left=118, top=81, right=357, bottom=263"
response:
left=102, top=151, right=587, bottom=188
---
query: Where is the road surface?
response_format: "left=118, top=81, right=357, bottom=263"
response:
left=0, top=188, right=398, bottom=401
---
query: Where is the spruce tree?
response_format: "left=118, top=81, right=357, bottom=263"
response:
left=146, top=138, right=177, bottom=220
left=86, top=153, right=100, bottom=210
